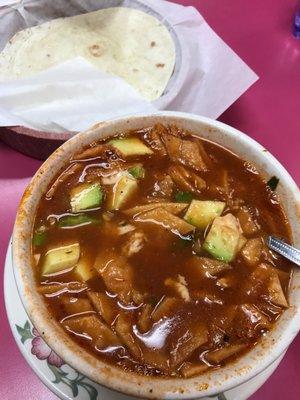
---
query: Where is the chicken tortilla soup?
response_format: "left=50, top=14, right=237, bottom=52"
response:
left=32, top=124, right=292, bottom=378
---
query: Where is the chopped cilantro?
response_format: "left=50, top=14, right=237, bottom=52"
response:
left=174, top=191, right=193, bottom=203
left=32, top=230, right=47, bottom=246
left=58, top=214, right=100, bottom=228
left=128, top=166, right=145, bottom=179
left=267, top=176, right=279, bottom=191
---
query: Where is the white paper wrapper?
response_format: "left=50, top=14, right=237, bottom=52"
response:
left=0, top=58, right=157, bottom=133
left=0, top=0, right=258, bottom=134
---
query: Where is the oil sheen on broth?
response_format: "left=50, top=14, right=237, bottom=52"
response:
left=32, top=124, right=293, bottom=378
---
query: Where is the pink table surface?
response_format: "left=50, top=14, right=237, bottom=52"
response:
left=0, top=1, right=299, bottom=399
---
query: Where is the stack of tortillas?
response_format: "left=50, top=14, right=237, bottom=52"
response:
left=0, top=7, right=176, bottom=101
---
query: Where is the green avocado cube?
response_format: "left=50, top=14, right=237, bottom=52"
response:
left=108, top=175, right=138, bottom=210
left=41, top=242, right=80, bottom=276
left=109, top=137, right=153, bottom=156
left=70, top=182, right=103, bottom=213
left=203, top=214, right=241, bottom=262
left=184, top=200, right=225, bottom=230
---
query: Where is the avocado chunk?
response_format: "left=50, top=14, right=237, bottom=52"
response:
left=203, top=214, right=242, bottom=262
left=109, top=138, right=153, bottom=156
left=184, top=200, right=225, bottom=229
left=41, top=243, right=80, bottom=276
left=109, top=175, right=138, bottom=210
left=70, top=182, right=103, bottom=213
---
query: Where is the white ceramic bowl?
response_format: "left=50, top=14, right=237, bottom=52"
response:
left=12, top=112, right=300, bottom=399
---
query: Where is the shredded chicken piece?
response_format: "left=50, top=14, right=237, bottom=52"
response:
left=217, top=276, right=235, bottom=289
left=122, top=231, right=146, bottom=257
left=117, top=224, right=136, bottom=235
left=165, top=275, right=190, bottom=302
left=178, top=274, right=187, bottom=285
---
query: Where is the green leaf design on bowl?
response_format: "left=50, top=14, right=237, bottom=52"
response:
left=16, top=320, right=34, bottom=343
left=16, top=320, right=227, bottom=400
left=16, top=320, right=98, bottom=400
left=48, top=363, right=98, bottom=400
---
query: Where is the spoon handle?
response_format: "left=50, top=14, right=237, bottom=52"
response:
left=268, top=236, right=300, bottom=267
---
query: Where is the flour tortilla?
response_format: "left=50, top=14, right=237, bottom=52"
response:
left=0, top=7, right=176, bottom=101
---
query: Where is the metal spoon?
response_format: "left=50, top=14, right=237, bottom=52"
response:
left=268, top=236, right=300, bottom=267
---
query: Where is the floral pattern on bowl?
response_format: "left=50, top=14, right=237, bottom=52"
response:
left=5, top=240, right=280, bottom=400
left=16, top=320, right=98, bottom=400
left=16, top=319, right=227, bottom=400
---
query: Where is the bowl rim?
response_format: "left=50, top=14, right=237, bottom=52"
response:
left=12, top=111, right=300, bottom=399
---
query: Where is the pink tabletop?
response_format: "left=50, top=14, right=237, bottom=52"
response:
left=0, top=1, right=299, bottom=399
